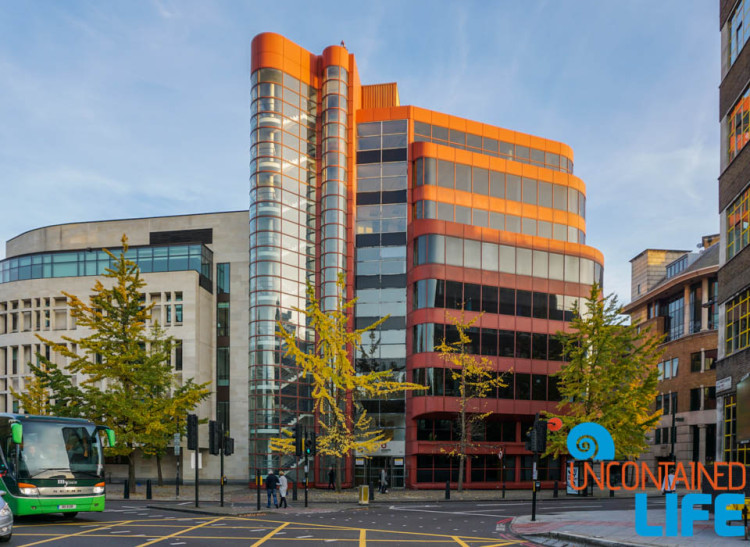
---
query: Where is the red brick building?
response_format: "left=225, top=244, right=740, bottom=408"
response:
left=623, top=236, right=719, bottom=467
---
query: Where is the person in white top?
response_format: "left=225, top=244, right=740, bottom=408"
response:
left=278, top=471, right=289, bottom=508
left=662, top=469, right=675, bottom=494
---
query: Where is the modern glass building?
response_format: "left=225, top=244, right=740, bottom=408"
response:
left=249, top=33, right=604, bottom=488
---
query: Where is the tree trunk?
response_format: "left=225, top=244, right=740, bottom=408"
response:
left=458, top=456, right=465, bottom=493
left=458, top=364, right=467, bottom=493
left=128, top=451, right=137, bottom=494
left=156, top=454, right=164, bottom=486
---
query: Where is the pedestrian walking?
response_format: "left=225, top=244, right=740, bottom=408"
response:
left=379, top=468, right=388, bottom=493
left=265, top=470, right=279, bottom=508
left=278, top=471, right=289, bottom=508
left=328, top=467, right=336, bottom=490
left=662, top=468, right=676, bottom=494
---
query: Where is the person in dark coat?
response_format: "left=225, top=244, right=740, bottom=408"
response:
left=328, top=467, right=336, bottom=490
left=265, top=470, right=279, bottom=508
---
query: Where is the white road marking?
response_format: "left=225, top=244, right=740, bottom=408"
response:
left=297, top=536, right=313, bottom=539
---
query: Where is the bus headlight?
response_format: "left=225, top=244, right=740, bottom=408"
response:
left=93, top=482, right=105, bottom=494
left=0, top=504, right=10, bottom=517
left=18, top=483, right=39, bottom=496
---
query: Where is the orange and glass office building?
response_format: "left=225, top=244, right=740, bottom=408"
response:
left=249, top=33, right=604, bottom=489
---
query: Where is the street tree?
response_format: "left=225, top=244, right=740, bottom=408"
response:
left=544, top=284, right=663, bottom=460
left=270, top=274, right=424, bottom=491
left=436, top=312, right=505, bottom=492
left=19, top=236, right=210, bottom=491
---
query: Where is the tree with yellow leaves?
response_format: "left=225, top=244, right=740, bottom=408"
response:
left=544, top=284, right=663, bottom=460
left=17, top=236, right=210, bottom=491
left=436, top=312, right=505, bottom=492
left=272, top=273, right=423, bottom=491
left=11, top=360, right=51, bottom=416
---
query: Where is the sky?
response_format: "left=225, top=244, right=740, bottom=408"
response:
left=0, top=1, right=720, bottom=304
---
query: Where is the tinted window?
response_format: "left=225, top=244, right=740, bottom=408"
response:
left=516, top=290, right=531, bottom=317
left=482, top=286, right=498, bottom=314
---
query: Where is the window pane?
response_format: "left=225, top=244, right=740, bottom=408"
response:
left=438, top=160, right=454, bottom=188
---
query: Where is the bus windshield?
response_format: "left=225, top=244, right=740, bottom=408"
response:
left=14, top=422, right=103, bottom=479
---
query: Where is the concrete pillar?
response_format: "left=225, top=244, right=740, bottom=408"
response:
left=683, top=285, right=691, bottom=336
left=700, top=277, right=709, bottom=331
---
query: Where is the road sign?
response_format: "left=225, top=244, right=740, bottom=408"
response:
left=191, top=452, right=203, bottom=469
left=174, top=433, right=181, bottom=455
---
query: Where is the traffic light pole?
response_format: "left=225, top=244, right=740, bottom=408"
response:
left=220, top=442, right=225, bottom=507
left=304, top=452, right=309, bottom=508
left=531, top=451, right=539, bottom=521
left=195, top=440, right=199, bottom=508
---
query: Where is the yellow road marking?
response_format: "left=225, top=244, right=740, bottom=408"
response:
left=452, top=536, right=471, bottom=547
left=135, top=516, right=224, bottom=546
left=250, top=521, right=290, bottom=546
left=18, top=519, right=134, bottom=546
left=14, top=517, right=215, bottom=528
left=13, top=535, right=459, bottom=542
left=478, top=542, right=524, bottom=546
left=360, top=528, right=366, bottom=546
left=228, top=516, right=501, bottom=540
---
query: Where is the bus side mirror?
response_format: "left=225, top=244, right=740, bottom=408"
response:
left=10, top=423, right=22, bottom=445
left=105, top=429, right=115, bottom=448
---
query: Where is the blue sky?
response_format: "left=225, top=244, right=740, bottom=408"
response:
left=0, top=1, right=719, bottom=303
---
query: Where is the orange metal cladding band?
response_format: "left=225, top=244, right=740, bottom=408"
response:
left=251, top=32, right=320, bottom=87
left=409, top=105, right=574, bottom=165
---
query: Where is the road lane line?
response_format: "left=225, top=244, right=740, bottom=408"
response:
left=135, top=517, right=224, bottom=547
left=359, top=528, right=366, bottom=546
left=250, top=522, right=290, bottom=546
left=451, top=536, right=470, bottom=547
left=19, top=519, right=136, bottom=546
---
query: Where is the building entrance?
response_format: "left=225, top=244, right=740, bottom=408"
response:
left=355, top=456, right=405, bottom=489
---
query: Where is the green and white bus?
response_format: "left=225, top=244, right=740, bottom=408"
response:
left=0, top=414, right=115, bottom=517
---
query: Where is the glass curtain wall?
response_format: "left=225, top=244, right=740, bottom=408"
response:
left=249, top=67, right=318, bottom=474
left=355, top=120, right=409, bottom=476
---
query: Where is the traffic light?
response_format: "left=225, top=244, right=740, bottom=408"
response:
left=187, top=414, right=198, bottom=450
left=309, top=432, right=316, bottom=456
left=224, top=437, right=234, bottom=457
left=524, top=413, right=548, bottom=454
left=534, top=415, right=548, bottom=454
left=304, top=432, right=312, bottom=456
left=295, top=423, right=302, bottom=457
left=209, top=420, right=221, bottom=455
left=525, top=428, right=538, bottom=453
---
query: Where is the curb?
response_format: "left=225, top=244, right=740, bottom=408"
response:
left=146, top=504, right=268, bottom=517
left=522, top=531, right=650, bottom=547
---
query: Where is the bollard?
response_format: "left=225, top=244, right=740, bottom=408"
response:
left=445, top=480, right=450, bottom=500
left=292, top=479, right=298, bottom=501
left=502, top=482, right=506, bottom=499
left=553, top=480, right=559, bottom=498
left=123, top=479, right=129, bottom=499
left=369, top=481, right=375, bottom=501
left=256, top=470, right=261, bottom=511
left=610, top=488, right=615, bottom=498
left=146, top=480, right=152, bottom=500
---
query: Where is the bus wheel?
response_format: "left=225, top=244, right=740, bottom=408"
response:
left=62, top=512, right=78, bottom=520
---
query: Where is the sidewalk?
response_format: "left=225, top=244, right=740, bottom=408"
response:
left=106, top=482, right=655, bottom=503
left=513, top=508, right=749, bottom=546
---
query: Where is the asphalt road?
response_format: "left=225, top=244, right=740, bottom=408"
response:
left=7, top=496, right=660, bottom=546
